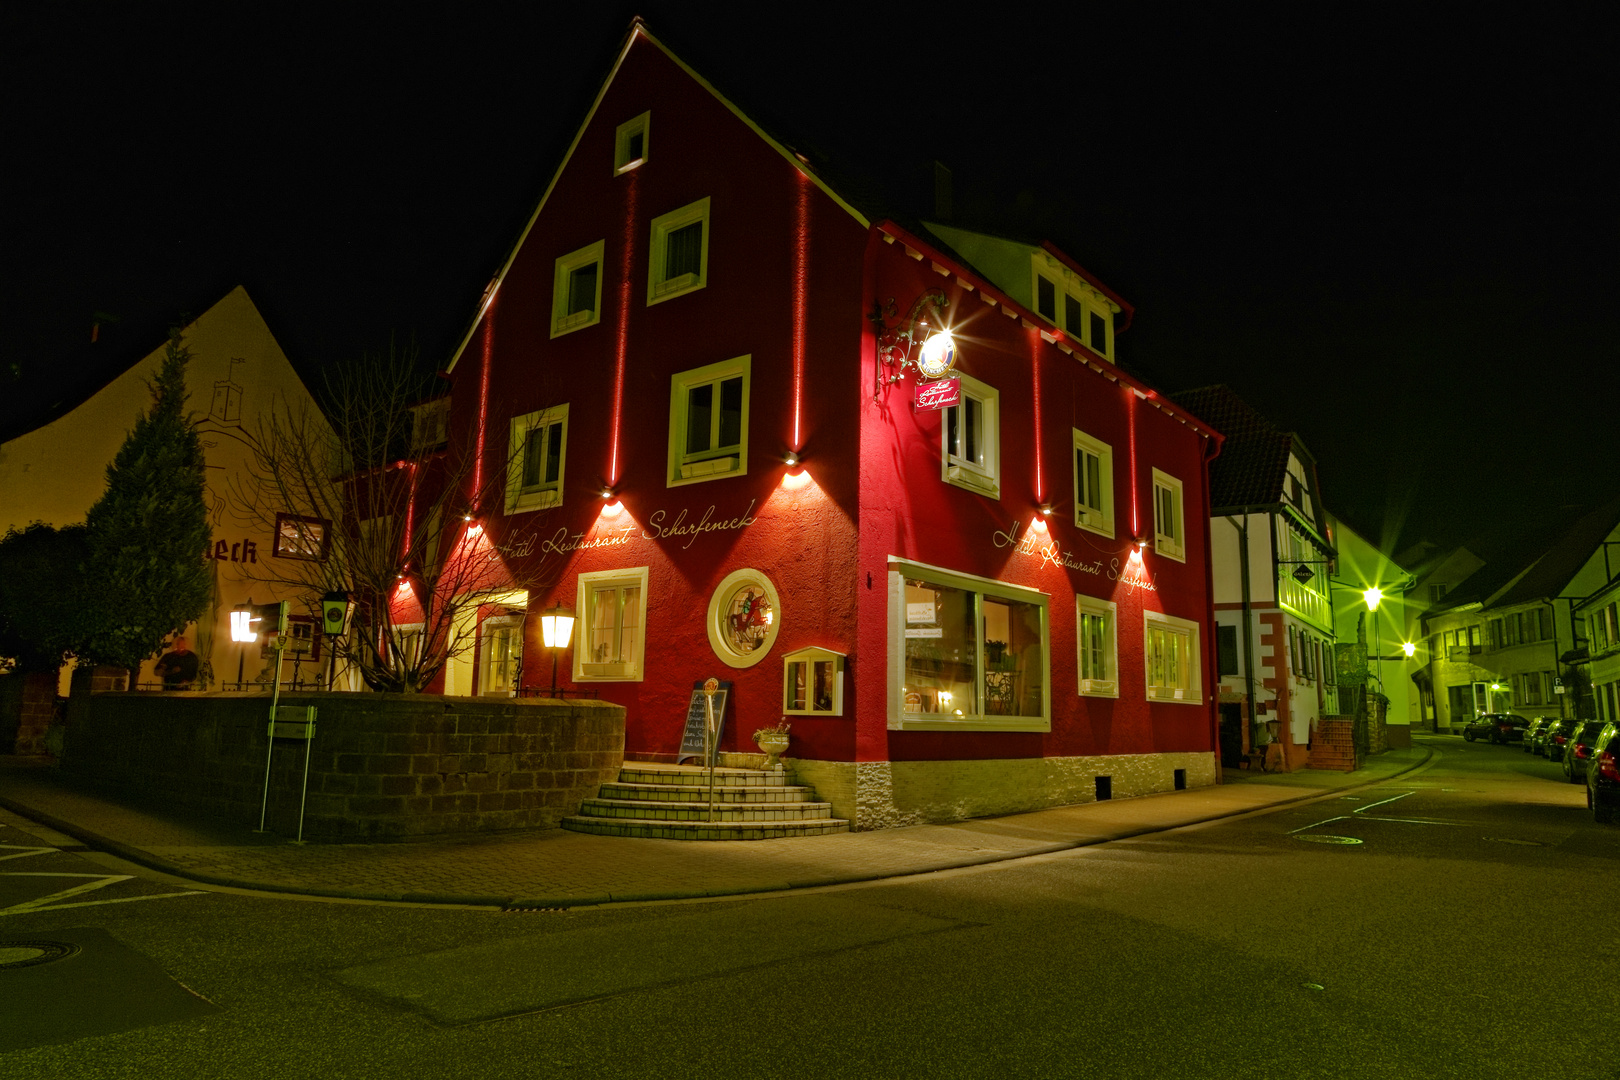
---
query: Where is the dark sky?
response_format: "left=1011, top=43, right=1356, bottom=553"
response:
left=3, top=4, right=1613, bottom=556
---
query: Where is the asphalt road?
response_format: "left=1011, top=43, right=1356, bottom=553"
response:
left=3, top=735, right=1617, bottom=1079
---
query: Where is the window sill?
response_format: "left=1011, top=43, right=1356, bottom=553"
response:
left=1074, top=511, right=1115, bottom=538
left=576, top=663, right=642, bottom=682
left=508, top=489, right=561, bottom=515
left=945, top=465, right=1000, bottom=499
left=890, top=715, right=1050, bottom=733
left=649, top=273, right=704, bottom=305
left=551, top=310, right=599, bottom=338
left=1153, top=538, right=1186, bottom=563
left=1147, top=688, right=1203, bottom=704
left=1079, top=679, right=1118, bottom=697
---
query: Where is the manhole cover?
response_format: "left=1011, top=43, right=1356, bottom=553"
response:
left=1484, top=837, right=1544, bottom=847
left=1295, top=835, right=1363, bottom=845
left=0, top=940, right=80, bottom=970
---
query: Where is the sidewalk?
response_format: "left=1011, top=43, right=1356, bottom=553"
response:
left=0, top=746, right=1432, bottom=908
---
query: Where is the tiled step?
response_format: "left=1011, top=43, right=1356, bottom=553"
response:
left=618, top=764, right=791, bottom=788
left=599, top=781, right=817, bottom=804
left=559, top=816, right=850, bottom=840
left=575, top=797, right=835, bottom=822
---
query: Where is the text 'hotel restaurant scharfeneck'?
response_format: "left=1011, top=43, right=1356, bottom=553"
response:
left=404, top=23, right=1224, bottom=829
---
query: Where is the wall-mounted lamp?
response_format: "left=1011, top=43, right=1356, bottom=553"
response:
left=1402, top=641, right=1416, bottom=658
left=869, top=288, right=953, bottom=401
left=783, top=451, right=800, bottom=467
left=1362, top=586, right=1384, bottom=611
left=1038, top=503, right=1053, bottom=517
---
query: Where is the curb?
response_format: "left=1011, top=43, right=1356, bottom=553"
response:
left=0, top=747, right=1433, bottom=909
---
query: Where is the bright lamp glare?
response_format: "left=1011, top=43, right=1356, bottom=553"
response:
left=1402, top=642, right=1416, bottom=657
left=917, top=330, right=955, bottom=377
left=1362, top=586, right=1383, bottom=611
left=230, top=610, right=257, bottom=643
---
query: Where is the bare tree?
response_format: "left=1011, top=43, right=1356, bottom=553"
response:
left=231, top=342, right=552, bottom=692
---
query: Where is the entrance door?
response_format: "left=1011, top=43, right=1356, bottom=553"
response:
left=479, top=613, right=524, bottom=697
left=1218, top=702, right=1245, bottom=767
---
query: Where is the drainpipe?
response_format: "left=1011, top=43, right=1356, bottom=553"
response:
left=1231, top=515, right=1258, bottom=752
left=1202, top=434, right=1223, bottom=779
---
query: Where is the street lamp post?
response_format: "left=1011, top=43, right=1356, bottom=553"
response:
left=539, top=602, right=576, bottom=698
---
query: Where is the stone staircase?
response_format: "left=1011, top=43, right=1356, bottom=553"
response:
left=561, top=762, right=850, bottom=840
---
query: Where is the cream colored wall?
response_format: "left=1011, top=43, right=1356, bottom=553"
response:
left=0, top=287, right=329, bottom=690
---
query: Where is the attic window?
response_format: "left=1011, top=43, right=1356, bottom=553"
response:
left=615, top=112, right=650, bottom=174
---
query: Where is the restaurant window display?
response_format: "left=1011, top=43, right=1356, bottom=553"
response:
left=889, top=561, right=1050, bottom=732
left=783, top=647, right=845, bottom=716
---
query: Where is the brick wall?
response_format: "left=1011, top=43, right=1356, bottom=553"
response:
left=0, top=671, right=57, bottom=755
left=1308, top=718, right=1359, bottom=772
left=60, top=691, right=625, bottom=840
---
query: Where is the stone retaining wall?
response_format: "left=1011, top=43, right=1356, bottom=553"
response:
left=60, top=691, right=625, bottom=841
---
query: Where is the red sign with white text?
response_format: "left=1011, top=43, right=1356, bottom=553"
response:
left=914, top=378, right=960, bottom=411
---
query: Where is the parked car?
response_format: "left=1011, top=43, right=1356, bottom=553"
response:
left=1586, top=722, right=1620, bottom=824
left=1522, top=717, right=1551, bottom=753
left=1463, top=713, right=1531, bottom=744
left=1562, top=720, right=1607, bottom=784
left=1544, top=717, right=1580, bottom=762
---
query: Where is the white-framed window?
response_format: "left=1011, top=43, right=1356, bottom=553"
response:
left=1152, top=467, right=1185, bottom=562
left=1077, top=595, right=1117, bottom=697
left=479, top=612, right=524, bottom=697
left=705, top=568, right=781, bottom=669
left=647, top=196, right=709, bottom=304
left=667, top=355, right=749, bottom=486
left=506, top=404, right=568, bottom=514
left=941, top=371, right=999, bottom=498
left=783, top=647, right=845, bottom=716
left=273, top=513, right=330, bottom=561
left=574, top=566, right=648, bottom=682
left=614, top=111, right=649, bottom=174
left=888, top=557, right=1050, bottom=733
left=1072, top=428, right=1114, bottom=536
left=1145, top=609, right=1202, bottom=703
left=1030, top=256, right=1114, bottom=360
left=551, top=240, right=604, bottom=337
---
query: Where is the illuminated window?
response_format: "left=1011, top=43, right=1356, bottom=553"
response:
left=506, top=405, right=568, bottom=514
left=889, top=559, right=1049, bottom=732
left=1072, top=428, right=1114, bottom=536
left=706, top=568, right=782, bottom=668
left=551, top=240, right=604, bottom=336
left=647, top=197, right=710, bottom=304
left=574, top=566, right=648, bottom=681
left=783, top=647, right=845, bottom=715
left=1077, top=596, right=1117, bottom=696
left=667, top=355, right=749, bottom=486
left=941, top=372, right=999, bottom=498
left=273, top=513, right=329, bottom=561
left=1152, top=468, right=1185, bottom=562
left=614, top=111, right=649, bottom=174
left=1145, top=610, right=1202, bottom=703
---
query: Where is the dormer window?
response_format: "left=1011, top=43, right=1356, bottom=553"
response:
left=1030, top=256, right=1114, bottom=360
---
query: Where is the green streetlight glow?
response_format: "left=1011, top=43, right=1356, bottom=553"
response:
left=1402, top=641, right=1416, bottom=658
left=1363, top=586, right=1384, bottom=611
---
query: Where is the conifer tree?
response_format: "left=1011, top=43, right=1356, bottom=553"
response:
left=79, top=329, right=212, bottom=669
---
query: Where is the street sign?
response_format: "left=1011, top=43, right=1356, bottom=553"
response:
left=268, top=706, right=316, bottom=740
left=1292, top=563, right=1315, bottom=585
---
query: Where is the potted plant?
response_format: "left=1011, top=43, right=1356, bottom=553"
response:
left=985, top=639, right=1007, bottom=665
left=753, top=719, right=792, bottom=770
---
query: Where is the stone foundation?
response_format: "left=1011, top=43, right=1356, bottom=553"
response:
left=60, top=691, right=625, bottom=841
left=784, top=752, right=1218, bottom=831
left=0, top=671, right=58, bottom=755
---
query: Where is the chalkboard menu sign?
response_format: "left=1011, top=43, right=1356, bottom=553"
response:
left=676, top=680, right=733, bottom=765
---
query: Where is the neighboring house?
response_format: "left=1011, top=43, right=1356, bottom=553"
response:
left=1171, top=386, right=1336, bottom=771
left=1328, top=514, right=1417, bottom=746
left=1573, top=581, right=1620, bottom=725
left=415, top=21, right=1223, bottom=829
left=1415, top=497, right=1620, bottom=730
left=0, top=286, right=329, bottom=691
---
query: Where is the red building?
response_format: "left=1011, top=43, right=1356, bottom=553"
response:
left=429, top=22, right=1224, bottom=829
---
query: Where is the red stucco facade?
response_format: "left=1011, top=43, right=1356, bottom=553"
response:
left=425, top=25, right=1222, bottom=815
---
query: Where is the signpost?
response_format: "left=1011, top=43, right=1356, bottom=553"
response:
left=254, top=601, right=320, bottom=842
left=676, top=680, right=732, bottom=765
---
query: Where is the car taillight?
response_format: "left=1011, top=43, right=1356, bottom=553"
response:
left=1555, top=735, right=1568, bottom=745
left=1575, top=744, right=1591, bottom=759
left=1600, top=752, right=1620, bottom=782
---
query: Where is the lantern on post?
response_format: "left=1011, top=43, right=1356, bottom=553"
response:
left=540, top=601, right=576, bottom=697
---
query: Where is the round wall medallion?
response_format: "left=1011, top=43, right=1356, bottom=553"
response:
left=705, top=569, right=782, bottom=668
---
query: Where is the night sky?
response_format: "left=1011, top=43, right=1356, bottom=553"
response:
left=3, top=4, right=1612, bottom=556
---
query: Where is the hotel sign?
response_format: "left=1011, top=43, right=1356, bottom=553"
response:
left=914, top=378, right=960, bottom=412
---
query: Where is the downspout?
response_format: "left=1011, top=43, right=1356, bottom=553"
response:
left=1202, top=433, right=1224, bottom=780
left=1231, top=515, right=1257, bottom=755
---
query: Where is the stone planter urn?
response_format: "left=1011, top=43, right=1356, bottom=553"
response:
left=753, top=724, right=791, bottom=771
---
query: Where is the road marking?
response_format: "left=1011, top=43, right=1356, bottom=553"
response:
left=0, top=873, right=202, bottom=916
left=0, top=845, right=57, bottom=863
left=1295, top=835, right=1363, bottom=845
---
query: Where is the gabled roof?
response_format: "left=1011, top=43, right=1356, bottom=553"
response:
left=1485, top=494, right=1620, bottom=609
left=1170, top=385, right=1303, bottom=508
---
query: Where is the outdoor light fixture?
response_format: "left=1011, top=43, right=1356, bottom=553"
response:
left=1362, top=586, right=1384, bottom=611
left=1402, top=642, right=1416, bottom=658
left=230, top=606, right=258, bottom=644
left=1039, top=503, right=1053, bottom=517
left=869, top=287, right=953, bottom=400
left=783, top=451, right=800, bottom=467
left=540, top=601, right=576, bottom=697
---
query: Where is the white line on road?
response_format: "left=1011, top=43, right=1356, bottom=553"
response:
left=0, top=844, right=58, bottom=862
left=0, top=872, right=203, bottom=916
